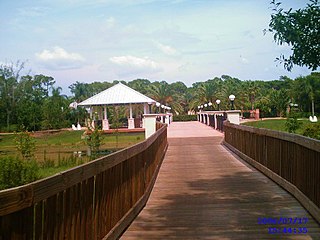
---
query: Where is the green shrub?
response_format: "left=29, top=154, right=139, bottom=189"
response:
left=57, top=154, right=78, bottom=168
left=23, top=160, right=40, bottom=184
left=242, top=112, right=251, bottom=119
left=14, top=130, right=36, bottom=160
left=0, top=156, right=40, bottom=190
left=302, top=123, right=320, bottom=140
left=0, top=124, right=19, bottom=133
left=285, top=117, right=301, bottom=133
left=84, top=128, right=103, bottom=159
left=40, top=158, right=55, bottom=168
left=173, top=115, right=197, bottom=122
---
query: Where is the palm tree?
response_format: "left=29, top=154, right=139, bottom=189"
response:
left=148, top=82, right=183, bottom=114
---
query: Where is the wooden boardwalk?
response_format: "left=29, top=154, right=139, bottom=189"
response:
left=121, top=122, right=320, bottom=239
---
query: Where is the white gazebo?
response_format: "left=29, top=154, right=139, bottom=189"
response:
left=78, top=83, right=156, bottom=130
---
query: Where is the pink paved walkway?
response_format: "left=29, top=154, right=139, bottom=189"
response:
left=167, top=121, right=223, bottom=138
left=121, top=122, right=320, bottom=239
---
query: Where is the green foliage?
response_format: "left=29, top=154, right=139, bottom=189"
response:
left=14, top=130, right=36, bottom=160
left=40, top=158, right=55, bottom=168
left=269, top=89, right=290, bottom=117
left=285, top=117, right=301, bottom=133
left=302, top=122, right=320, bottom=140
left=0, top=156, right=40, bottom=190
left=84, top=128, right=103, bottom=159
left=1, top=59, right=320, bottom=134
left=268, top=0, right=320, bottom=71
left=242, top=112, right=251, bottom=119
left=173, top=115, right=197, bottom=122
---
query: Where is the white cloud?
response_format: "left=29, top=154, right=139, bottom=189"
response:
left=109, top=55, right=162, bottom=78
left=100, top=16, right=116, bottom=32
left=110, top=55, right=160, bottom=70
left=156, top=42, right=178, bottom=56
left=18, top=7, right=49, bottom=17
left=105, top=17, right=115, bottom=27
left=35, top=46, right=85, bottom=70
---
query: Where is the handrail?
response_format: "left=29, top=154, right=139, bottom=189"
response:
left=223, top=121, right=320, bottom=223
left=0, top=124, right=168, bottom=239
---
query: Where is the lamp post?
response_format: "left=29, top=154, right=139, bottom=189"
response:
left=216, top=99, right=221, bottom=111
left=208, top=102, right=213, bottom=110
left=148, top=102, right=152, bottom=113
left=229, top=95, right=235, bottom=110
left=156, top=102, right=161, bottom=113
left=204, top=103, right=208, bottom=110
left=161, top=105, right=165, bottom=113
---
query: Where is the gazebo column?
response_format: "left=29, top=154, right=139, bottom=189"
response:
left=90, top=106, right=95, bottom=129
left=102, top=105, right=109, bottom=130
left=144, top=103, right=148, bottom=114
left=128, top=103, right=135, bottom=129
left=142, top=103, right=148, bottom=128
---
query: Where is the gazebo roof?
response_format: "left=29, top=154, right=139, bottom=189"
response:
left=78, top=83, right=156, bottom=106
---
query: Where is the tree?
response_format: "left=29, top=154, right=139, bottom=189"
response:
left=269, top=89, right=290, bottom=117
left=293, top=73, right=320, bottom=114
left=69, top=81, right=92, bottom=102
left=268, top=0, right=320, bottom=71
left=14, top=129, right=36, bottom=160
left=0, top=62, right=24, bottom=130
left=42, top=87, right=68, bottom=129
left=148, top=82, right=183, bottom=114
left=128, top=79, right=151, bottom=94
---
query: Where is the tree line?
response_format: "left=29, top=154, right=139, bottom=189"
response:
left=1, top=0, right=319, bottom=132
left=1, top=62, right=319, bottom=132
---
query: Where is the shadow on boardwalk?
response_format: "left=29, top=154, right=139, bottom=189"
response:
left=123, top=169, right=319, bottom=239
left=121, top=122, right=320, bottom=239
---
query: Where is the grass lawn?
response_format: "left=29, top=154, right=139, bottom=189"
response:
left=0, top=130, right=145, bottom=178
left=242, top=118, right=310, bottom=135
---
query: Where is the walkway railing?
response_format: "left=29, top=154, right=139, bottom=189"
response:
left=197, top=111, right=239, bottom=132
left=224, top=122, right=320, bottom=222
left=0, top=124, right=168, bottom=240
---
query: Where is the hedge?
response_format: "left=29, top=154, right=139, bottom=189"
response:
left=173, top=115, right=198, bottom=122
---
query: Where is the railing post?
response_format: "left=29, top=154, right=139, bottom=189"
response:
left=225, top=110, right=241, bottom=125
left=143, top=114, right=157, bottom=138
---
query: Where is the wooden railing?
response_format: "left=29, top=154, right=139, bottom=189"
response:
left=224, top=122, right=320, bottom=223
left=0, top=124, right=168, bottom=240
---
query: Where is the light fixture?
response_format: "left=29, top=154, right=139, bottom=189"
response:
left=229, top=95, right=235, bottom=101
left=216, top=99, right=221, bottom=111
left=229, top=95, right=235, bottom=110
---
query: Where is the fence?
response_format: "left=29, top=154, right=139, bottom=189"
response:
left=224, top=122, right=320, bottom=222
left=0, top=124, right=168, bottom=240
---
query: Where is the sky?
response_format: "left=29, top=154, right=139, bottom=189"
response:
left=0, top=0, right=314, bottom=94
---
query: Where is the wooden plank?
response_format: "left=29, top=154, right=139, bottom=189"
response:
left=224, top=121, right=320, bottom=152
left=0, top=125, right=167, bottom=215
left=34, top=201, right=43, bottom=240
left=56, top=191, right=65, bottom=240
left=122, top=122, right=320, bottom=239
left=43, top=195, right=57, bottom=240
left=0, top=184, right=33, bottom=216
left=0, top=206, right=34, bottom=240
left=0, top=124, right=168, bottom=239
